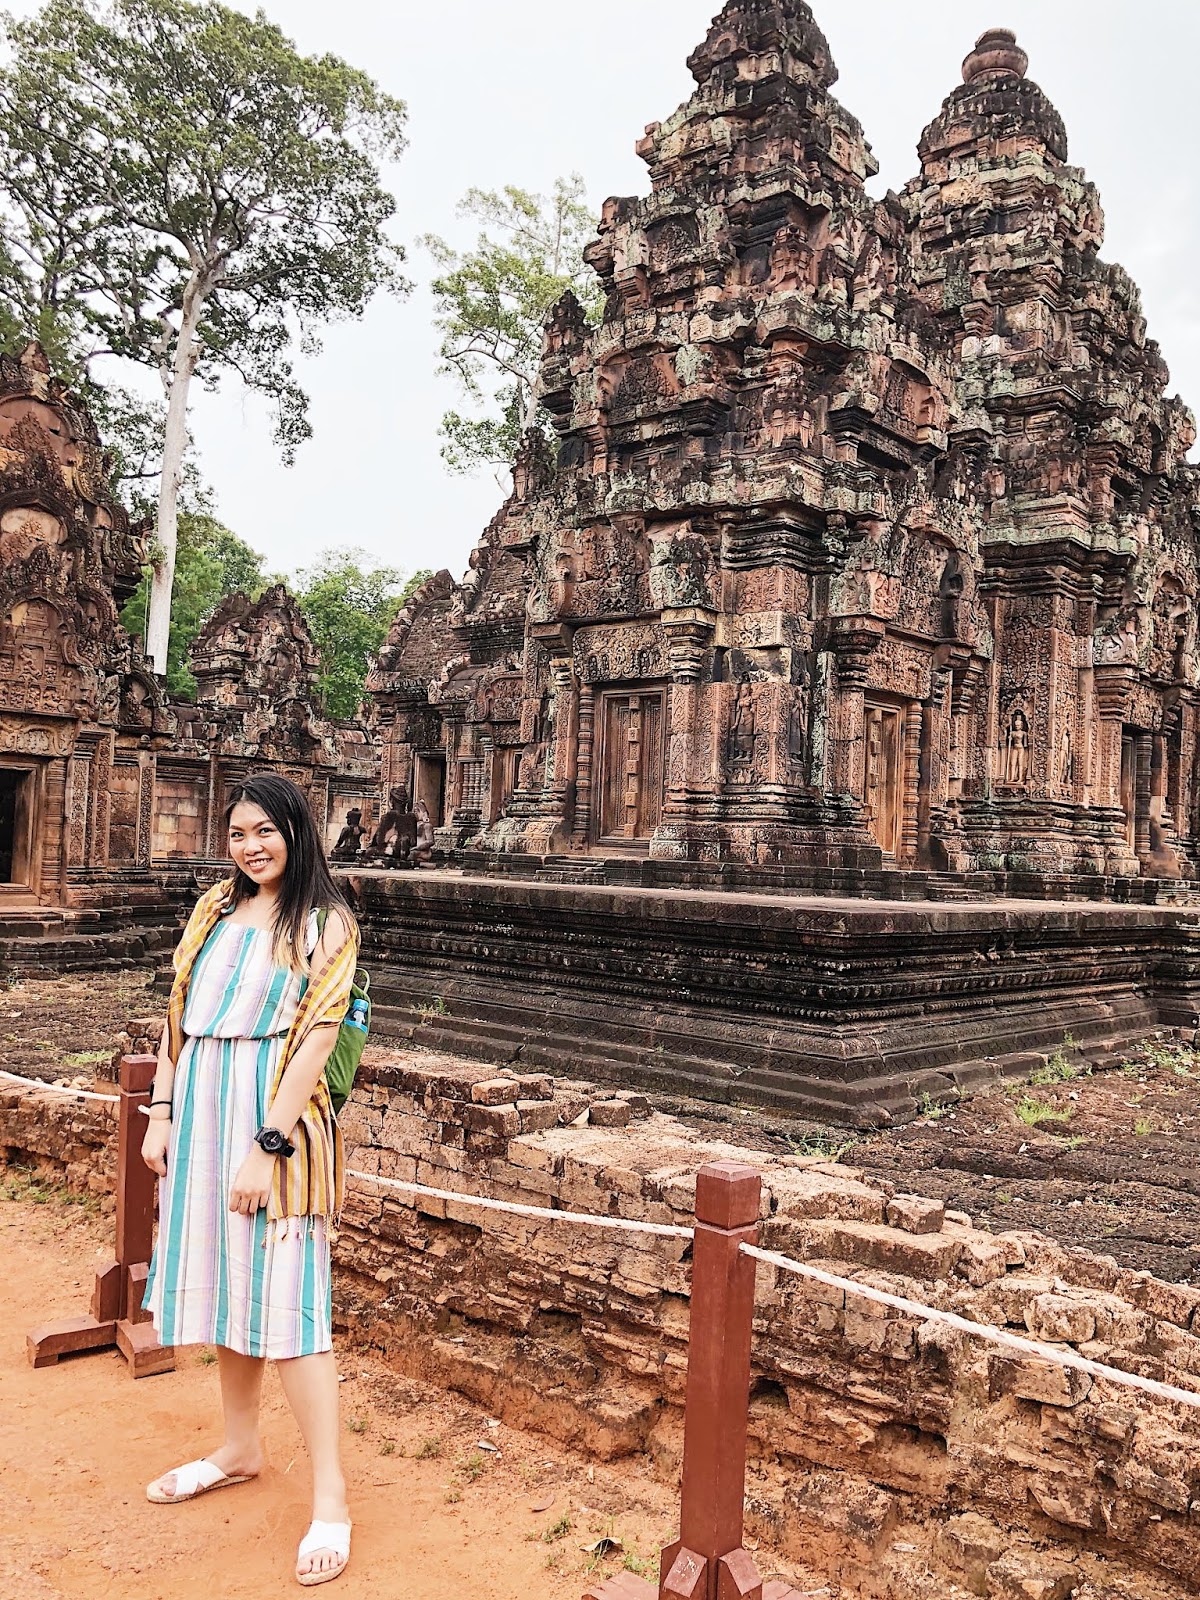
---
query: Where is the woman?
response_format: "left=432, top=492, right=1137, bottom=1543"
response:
left=141, top=773, right=358, bottom=1587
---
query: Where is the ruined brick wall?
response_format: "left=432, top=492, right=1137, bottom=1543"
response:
left=0, top=1082, right=116, bottom=1205
left=5, top=1055, right=1198, bottom=1598
left=338, top=1055, right=1200, bottom=1600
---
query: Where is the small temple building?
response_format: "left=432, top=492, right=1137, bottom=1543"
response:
left=371, top=5, right=1200, bottom=883
left=0, top=342, right=375, bottom=913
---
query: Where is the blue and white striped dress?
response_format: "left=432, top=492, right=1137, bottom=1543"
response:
left=144, top=913, right=332, bottom=1359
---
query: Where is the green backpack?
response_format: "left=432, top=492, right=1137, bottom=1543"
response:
left=316, top=908, right=372, bottom=1114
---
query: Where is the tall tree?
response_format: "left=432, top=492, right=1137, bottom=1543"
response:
left=424, top=175, right=601, bottom=480
left=121, top=512, right=267, bottom=697
left=294, top=548, right=430, bottom=720
left=0, top=0, right=408, bottom=674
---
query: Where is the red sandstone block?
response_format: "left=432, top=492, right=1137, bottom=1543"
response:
left=471, top=1077, right=523, bottom=1106
left=805, top=1219, right=964, bottom=1281
left=513, top=1073, right=554, bottom=1101
left=988, top=1354, right=1092, bottom=1408
left=462, top=1102, right=519, bottom=1135
left=517, top=1099, right=560, bottom=1132
left=589, top=1100, right=632, bottom=1128
left=885, top=1193, right=945, bottom=1234
left=1025, top=1293, right=1096, bottom=1345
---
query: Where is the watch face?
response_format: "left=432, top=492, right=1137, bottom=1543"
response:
left=258, top=1128, right=285, bottom=1153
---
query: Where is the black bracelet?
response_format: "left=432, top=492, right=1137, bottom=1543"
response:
left=149, top=1099, right=173, bottom=1110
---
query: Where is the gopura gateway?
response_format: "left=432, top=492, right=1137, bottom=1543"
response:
left=371, top=7, right=1200, bottom=883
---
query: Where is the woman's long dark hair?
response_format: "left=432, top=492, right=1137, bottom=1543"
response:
left=223, top=773, right=354, bottom=971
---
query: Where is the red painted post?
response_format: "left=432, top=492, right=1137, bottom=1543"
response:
left=660, top=1160, right=763, bottom=1600
left=28, top=1053, right=174, bottom=1377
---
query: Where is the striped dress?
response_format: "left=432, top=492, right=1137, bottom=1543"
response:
left=144, top=912, right=332, bottom=1359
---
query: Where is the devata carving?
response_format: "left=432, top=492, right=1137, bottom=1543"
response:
left=369, top=4, right=1200, bottom=882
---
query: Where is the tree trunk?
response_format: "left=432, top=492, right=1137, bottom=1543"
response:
left=146, top=274, right=206, bottom=677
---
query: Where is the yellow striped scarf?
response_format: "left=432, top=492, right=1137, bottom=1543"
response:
left=166, top=879, right=357, bottom=1221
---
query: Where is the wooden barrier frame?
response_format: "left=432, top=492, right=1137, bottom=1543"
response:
left=585, top=1160, right=800, bottom=1600
left=27, top=1053, right=174, bottom=1378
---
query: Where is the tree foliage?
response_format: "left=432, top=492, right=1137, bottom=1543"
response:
left=120, top=511, right=267, bottom=697
left=423, top=175, right=601, bottom=478
left=0, top=0, right=409, bottom=669
left=294, top=548, right=431, bottom=720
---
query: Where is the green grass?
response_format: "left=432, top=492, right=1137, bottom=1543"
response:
left=918, top=1091, right=950, bottom=1121
left=1134, top=1117, right=1156, bottom=1137
left=1, top=1166, right=99, bottom=1212
left=783, top=1129, right=859, bottom=1161
left=542, top=1513, right=572, bottom=1544
left=1014, top=1096, right=1072, bottom=1128
left=414, top=1435, right=442, bottom=1460
left=345, top=1415, right=368, bottom=1435
left=460, top=1450, right=487, bottom=1482
left=415, top=996, right=450, bottom=1023
left=1030, top=1035, right=1085, bottom=1086
left=61, top=1050, right=111, bottom=1069
left=379, top=1439, right=398, bottom=1457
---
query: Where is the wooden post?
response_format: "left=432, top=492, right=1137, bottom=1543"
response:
left=28, top=1054, right=174, bottom=1378
left=583, top=1161, right=802, bottom=1600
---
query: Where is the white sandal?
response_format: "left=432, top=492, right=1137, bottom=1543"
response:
left=146, top=1457, right=256, bottom=1504
left=296, top=1520, right=352, bottom=1587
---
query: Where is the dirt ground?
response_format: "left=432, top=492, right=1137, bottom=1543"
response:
left=0, top=1189, right=834, bottom=1600
left=8, top=970, right=1200, bottom=1288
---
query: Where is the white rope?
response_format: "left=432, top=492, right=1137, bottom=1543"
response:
left=0, top=1068, right=118, bottom=1106
left=742, top=1243, right=1200, bottom=1413
left=347, top=1167, right=694, bottom=1239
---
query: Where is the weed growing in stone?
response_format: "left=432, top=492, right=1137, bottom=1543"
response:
left=1031, top=1035, right=1085, bottom=1086
left=460, top=1450, right=487, bottom=1482
left=918, top=1092, right=949, bottom=1121
left=1014, top=1096, right=1072, bottom=1128
left=1134, top=1117, right=1156, bottom=1137
left=415, top=996, right=450, bottom=1023
left=784, top=1129, right=859, bottom=1161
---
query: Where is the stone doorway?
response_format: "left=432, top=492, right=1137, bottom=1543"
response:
left=0, top=766, right=33, bottom=884
left=595, top=688, right=666, bottom=845
left=413, top=752, right=447, bottom=828
left=862, top=695, right=915, bottom=861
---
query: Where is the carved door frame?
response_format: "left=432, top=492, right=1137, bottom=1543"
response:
left=0, top=758, right=39, bottom=887
left=591, top=684, right=668, bottom=848
left=861, top=692, right=921, bottom=862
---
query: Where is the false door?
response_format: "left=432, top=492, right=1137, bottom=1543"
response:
left=596, top=689, right=665, bottom=844
left=863, top=696, right=906, bottom=859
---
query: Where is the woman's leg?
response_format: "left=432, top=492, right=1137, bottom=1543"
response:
left=276, top=1349, right=350, bottom=1578
left=149, top=1347, right=267, bottom=1496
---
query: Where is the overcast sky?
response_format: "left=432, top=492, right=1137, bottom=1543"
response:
left=13, top=0, right=1200, bottom=588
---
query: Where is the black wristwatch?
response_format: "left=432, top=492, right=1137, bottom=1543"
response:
left=253, top=1125, right=296, bottom=1158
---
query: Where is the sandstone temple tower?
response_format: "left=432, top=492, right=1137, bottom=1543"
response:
left=370, top=5, right=1200, bottom=882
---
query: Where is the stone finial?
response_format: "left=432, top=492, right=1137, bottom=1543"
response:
left=961, top=27, right=1028, bottom=85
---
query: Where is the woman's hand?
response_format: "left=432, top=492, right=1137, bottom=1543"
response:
left=141, top=1116, right=171, bottom=1177
left=229, top=1146, right=278, bottom=1215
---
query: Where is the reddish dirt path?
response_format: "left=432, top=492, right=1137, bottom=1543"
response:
left=0, top=1191, right=828, bottom=1600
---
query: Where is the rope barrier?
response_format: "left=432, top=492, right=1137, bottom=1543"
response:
left=0, top=1068, right=118, bottom=1105
left=743, top=1242, right=1200, bottom=1412
left=6, top=1064, right=1200, bottom=1411
left=347, top=1166, right=694, bottom=1239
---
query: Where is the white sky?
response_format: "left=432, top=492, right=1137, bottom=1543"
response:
left=11, top=1, right=1200, bottom=588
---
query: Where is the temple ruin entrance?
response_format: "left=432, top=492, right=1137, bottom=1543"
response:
left=413, top=752, right=446, bottom=828
left=0, top=766, right=32, bottom=884
left=594, top=687, right=666, bottom=845
left=862, top=694, right=916, bottom=861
